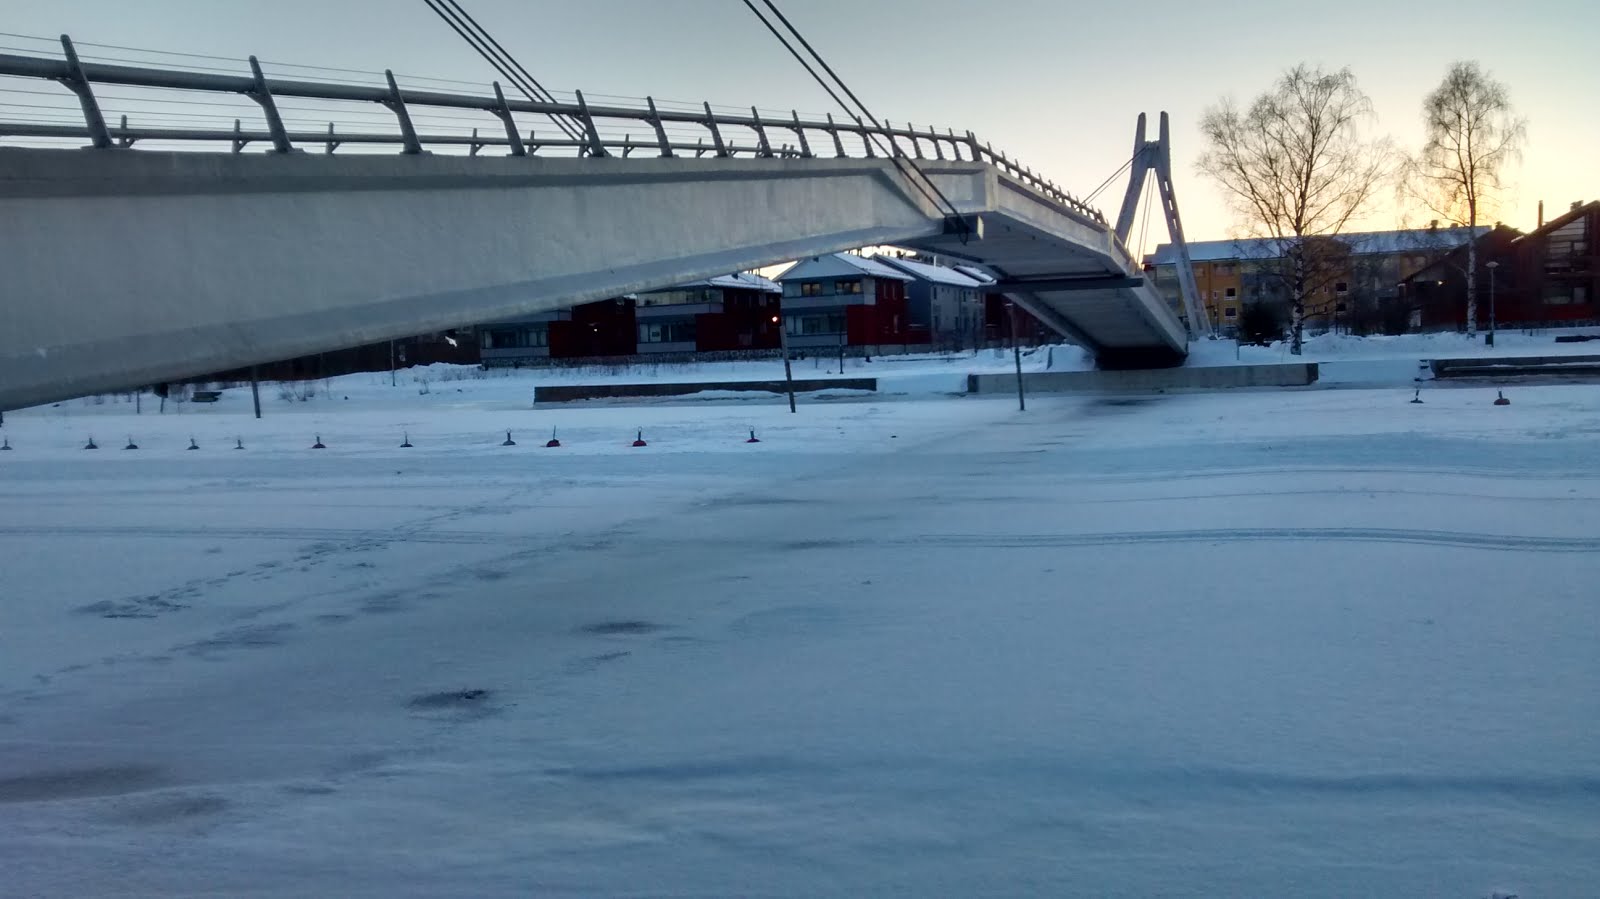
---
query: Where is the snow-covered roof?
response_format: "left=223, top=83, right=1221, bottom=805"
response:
left=871, top=256, right=986, bottom=287
left=1145, top=227, right=1490, bottom=266
left=953, top=265, right=997, bottom=285
left=776, top=252, right=913, bottom=283
left=664, top=272, right=781, bottom=294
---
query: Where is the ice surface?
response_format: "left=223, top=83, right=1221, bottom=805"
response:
left=2, top=371, right=1597, bottom=897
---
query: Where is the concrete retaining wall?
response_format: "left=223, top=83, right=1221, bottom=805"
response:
left=1431, top=355, right=1600, bottom=378
left=535, top=378, right=877, bottom=402
left=967, top=363, right=1318, bottom=395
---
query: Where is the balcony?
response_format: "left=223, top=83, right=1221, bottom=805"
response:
left=781, top=294, right=874, bottom=311
left=636, top=302, right=721, bottom=319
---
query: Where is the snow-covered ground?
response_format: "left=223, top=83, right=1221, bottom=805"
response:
left=3, top=366, right=1599, bottom=896
left=1180, top=327, right=1600, bottom=388
left=1206, top=326, right=1594, bottom=366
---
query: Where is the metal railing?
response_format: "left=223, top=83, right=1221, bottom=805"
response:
left=0, top=35, right=1106, bottom=223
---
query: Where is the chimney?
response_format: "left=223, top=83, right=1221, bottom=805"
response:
left=1573, top=201, right=1585, bottom=213
left=1538, top=200, right=1544, bottom=228
left=1429, top=219, right=1439, bottom=231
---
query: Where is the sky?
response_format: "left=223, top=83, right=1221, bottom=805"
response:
left=4, top=0, right=1596, bottom=250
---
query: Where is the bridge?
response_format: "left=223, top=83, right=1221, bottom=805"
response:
left=0, top=37, right=1205, bottom=412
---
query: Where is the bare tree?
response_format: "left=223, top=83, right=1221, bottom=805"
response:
left=1198, top=65, right=1391, bottom=353
left=1404, top=62, right=1526, bottom=337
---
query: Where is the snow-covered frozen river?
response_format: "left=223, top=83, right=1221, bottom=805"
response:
left=2, top=382, right=1597, bottom=896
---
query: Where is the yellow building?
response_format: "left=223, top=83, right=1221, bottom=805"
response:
left=1146, top=227, right=1484, bottom=336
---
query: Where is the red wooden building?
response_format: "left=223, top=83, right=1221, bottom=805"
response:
left=480, top=274, right=784, bottom=364
left=1404, top=201, right=1599, bottom=331
left=775, top=253, right=927, bottom=351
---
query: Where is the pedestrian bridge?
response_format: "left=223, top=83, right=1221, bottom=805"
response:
left=0, top=43, right=1196, bottom=411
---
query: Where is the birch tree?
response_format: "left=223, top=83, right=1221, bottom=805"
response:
left=1198, top=65, right=1391, bottom=353
left=1405, top=62, right=1526, bottom=336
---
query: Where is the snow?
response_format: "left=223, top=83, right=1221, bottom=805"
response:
left=871, top=255, right=988, bottom=287
left=679, top=272, right=781, bottom=294
left=5, top=348, right=1063, bottom=433
left=3, top=354, right=1599, bottom=896
left=776, top=252, right=914, bottom=283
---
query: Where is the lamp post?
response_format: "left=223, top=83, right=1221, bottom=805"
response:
left=1007, top=301, right=1025, bottom=412
left=1485, top=261, right=1499, bottom=348
left=774, top=312, right=796, bottom=413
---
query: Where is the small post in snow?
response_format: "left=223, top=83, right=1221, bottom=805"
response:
left=250, top=365, right=262, bottom=420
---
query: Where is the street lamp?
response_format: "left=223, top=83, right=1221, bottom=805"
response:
left=1006, top=301, right=1025, bottom=412
left=1485, top=261, right=1499, bottom=348
left=773, top=313, right=795, bottom=413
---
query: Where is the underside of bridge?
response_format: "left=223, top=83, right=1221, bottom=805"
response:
left=0, top=148, right=1186, bottom=411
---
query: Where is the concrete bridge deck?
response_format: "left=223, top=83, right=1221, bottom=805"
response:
left=0, top=147, right=1186, bottom=411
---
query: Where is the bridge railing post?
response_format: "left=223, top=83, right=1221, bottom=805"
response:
left=382, top=70, right=425, bottom=155
left=55, top=35, right=113, bottom=149
left=789, top=111, right=813, bottom=158
left=906, top=122, right=925, bottom=159
left=246, top=56, right=294, bottom=154
left=701, top=102, right=730, bottom=158
left=113, top=113, right=135, bottom=148
left=645, top=97, right=675, bottom=158
left=825, top=113, right=846, bottom=158
left=749, top=107, right=774, bottom=158
left=573, top=90, right=608, bottom=158
left=491, top=81, right=527, bottom=157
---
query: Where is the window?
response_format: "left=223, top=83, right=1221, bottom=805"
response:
left=1225, top=287, right=1237, bottom=299
left=801, top=282, right=825, bottom=297
left=1224, top=307, right=1237, bottom=318
left=484, top=327, right=546, bottom=349
left=639, top=288, right=715, bottom=307
left=1546, top=219, right=1587, bottom=262
left=638, top=321, right=696, bottom=344
left=1335, top=282, right=1349, bottom=294
left=834, top=279, right=864, bottom=295
left=1335, top=302, right=1348, bottom=313
left=786, top=313, right=846, bottom=336
left=783, top=282, right=800, bottom=298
